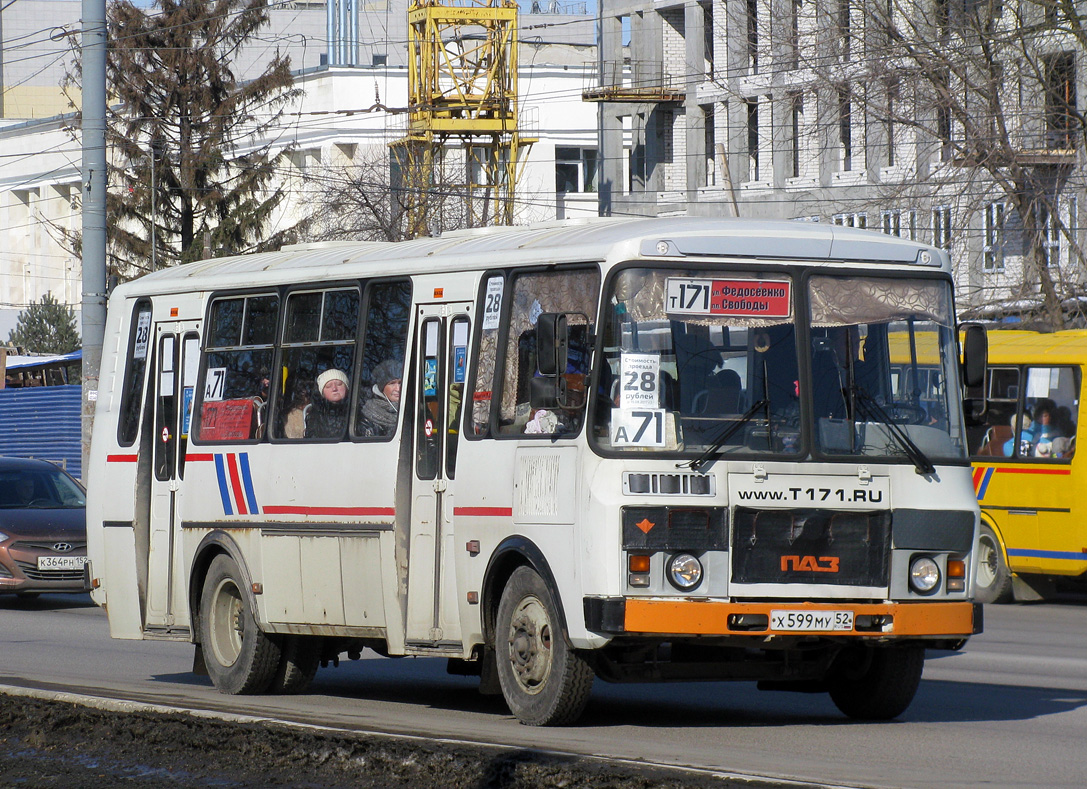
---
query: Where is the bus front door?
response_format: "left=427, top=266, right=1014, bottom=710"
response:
left=405, top=304, right=472, bottom=646
left=144, top=323, right=200, bottom=632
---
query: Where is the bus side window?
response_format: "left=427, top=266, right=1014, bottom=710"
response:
left=354, top=279, right=412, bottom=440
left=495, top=268, right=600, bottom=436
left=276, top=287, right=359, bottom=441
left=197, top=293, right=279, bottom=443
left=118, top=299, right=153, bottom=446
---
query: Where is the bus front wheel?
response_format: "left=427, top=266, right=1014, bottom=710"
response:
left=495, top=566, right=594, bottom=726
left=827, top=645, right=924, bottom=720
left=975, top=524, right=1013, bottom=604
left=199, top=554, right=282, bottom=695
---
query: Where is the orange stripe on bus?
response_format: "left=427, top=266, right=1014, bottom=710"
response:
left=106, top=454, right=138, bottom=462
left=623, top=599, right=976, bottom=637
left=186, top=453, right=214, bottom=462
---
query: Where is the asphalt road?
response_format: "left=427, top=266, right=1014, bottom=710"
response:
left=3, top=593, right=1087, bottom=788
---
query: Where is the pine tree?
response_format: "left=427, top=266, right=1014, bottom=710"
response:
left=90, top=0, right=301, bottom=275
left=9, top=294, right=82, bottom=355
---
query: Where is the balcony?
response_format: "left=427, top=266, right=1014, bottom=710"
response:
left=582, top=60, right=685, bottom=103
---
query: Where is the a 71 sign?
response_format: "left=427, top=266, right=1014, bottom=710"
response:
left=610, top=408, right=666, bottom=447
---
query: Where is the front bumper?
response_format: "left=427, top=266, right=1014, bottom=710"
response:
left=585, top=597, right=982, bottom=639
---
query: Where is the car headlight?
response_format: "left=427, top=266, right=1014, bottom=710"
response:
left=0, top=531, right=8, bottom=543
left=909, top=556, right=941, bottom=594
left=667, top=553, right=703, bottom=591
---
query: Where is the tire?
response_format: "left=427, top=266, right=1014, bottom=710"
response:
left=828, top=645, right=925, bottom=720
left=270, top=636, right=321, bottom=694
left=975, top=523, right=1013, bottom=604
left=199, top=554, right=281, bottom=695
left=495, top=566, right=594, bottom=726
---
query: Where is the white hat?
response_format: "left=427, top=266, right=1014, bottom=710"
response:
left=317, top=368, right=349, bottom=392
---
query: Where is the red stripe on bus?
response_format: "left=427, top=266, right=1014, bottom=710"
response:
left=454, top=507, right=514, bottom=517
left=107, top=454, right=138, bottom=462
left=186, top=454, right=215, bottom=462
left=225, top=454, right=249, bottom=516
left=261, top=506, right=396, bottom=517
left=988, top=467, right=1072, bottom=475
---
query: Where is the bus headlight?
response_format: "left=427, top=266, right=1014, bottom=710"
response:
left=667, top=553, right=703, bottom=591
left=909, top=556, right=941, bottom=594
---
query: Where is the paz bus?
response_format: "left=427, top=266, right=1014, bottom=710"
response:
left=85, top=217, right=985, bottom=725
left=969, top=329, right=1084, bottom=603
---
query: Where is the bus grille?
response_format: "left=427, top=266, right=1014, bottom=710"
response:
left=730, top=507, right=890, bottom=587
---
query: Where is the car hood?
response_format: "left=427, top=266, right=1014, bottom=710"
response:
left=0, top=508, right=86, bottom=538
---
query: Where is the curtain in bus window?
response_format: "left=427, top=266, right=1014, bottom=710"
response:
left=809, top=277, right=952, bottom=327
left=471, top=274, right=504, bottom=437
left=497, top=269, right=600, bottom=435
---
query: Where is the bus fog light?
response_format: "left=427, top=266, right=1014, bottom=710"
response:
left=909, top=556, right=941, bottom=593
left=667, top=553, right=703, bottom=591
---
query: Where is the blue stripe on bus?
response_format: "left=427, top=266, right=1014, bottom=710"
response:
left=214, top=454, right=233, bottom=516
left=239, top=453, right=260, bottom=515
left=976, top=467, right=994, bottom=500
left=1007, top=548, right=1087, bottom=561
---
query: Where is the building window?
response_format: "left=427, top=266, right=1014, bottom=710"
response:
left=838, top=0, right=851, bottom=60
left=933, top=205, right=952, bottom=251
left=885, top=78, right=898, bottom=167
left=790, top=93, right=803, bottom=179
left=838, top=89, right=852, bottom=171
left=747, top=98, right=760, bottom=181
left=1045, top=53, right=1076, bottom=150
left=983, top=202, right=1005, bottom=271
left=833, top=212, right=867, bottom=228
left=556, top=147, right=598, bottom=193
left=747, top=0, right=759, bottom=74
left=881, top=209, right=914, bottom=238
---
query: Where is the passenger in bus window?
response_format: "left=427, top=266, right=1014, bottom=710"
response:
left=1003, top=414, right=1034, bottom=457
left=305, top=368, right=350, bottom=439
left=359, top=359, right=402, bottom=437
left=1030, top=400, right=1065, bottom=457
left=282, top=386, right=310, bottom=439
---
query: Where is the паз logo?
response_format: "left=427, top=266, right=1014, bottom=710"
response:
left=780, top=555, right=839, bottom=573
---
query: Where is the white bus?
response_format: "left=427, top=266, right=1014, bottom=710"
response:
left=85, top=217, right=985, bottom=725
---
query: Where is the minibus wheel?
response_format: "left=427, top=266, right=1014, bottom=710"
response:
left=495, top=566, right=594, bottom=726
left=827, top=645, right=924, bottom=720
left=199, top=554, right=282, bottom=695
left=269, top=636, right=321, bottom=694
left=975, top=524, right=1013, bottom=604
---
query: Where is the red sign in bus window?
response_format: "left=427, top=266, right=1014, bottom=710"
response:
left=200, top=399, right=256, bottom=441
left=665, top=278, right=791, bottom=318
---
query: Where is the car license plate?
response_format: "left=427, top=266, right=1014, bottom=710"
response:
left=770, top=609, right=853, bottom=632
left=37, top=555, right=87, bottom=571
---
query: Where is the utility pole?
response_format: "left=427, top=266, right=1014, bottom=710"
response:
left=81, top=0, right=108, bottom=479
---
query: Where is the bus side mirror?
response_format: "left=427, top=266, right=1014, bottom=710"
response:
left=537, top=313, right=568, bottom=376
left=961, top=323, right=988, bottom=422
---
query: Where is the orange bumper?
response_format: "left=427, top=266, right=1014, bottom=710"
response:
left=623, top=599, right=978, bottom=638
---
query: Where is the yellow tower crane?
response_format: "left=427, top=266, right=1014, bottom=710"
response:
left=391, top=0, right=535, bottom=237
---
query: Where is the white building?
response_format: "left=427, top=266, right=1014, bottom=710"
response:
left=0, top=0, right=598, bottom=336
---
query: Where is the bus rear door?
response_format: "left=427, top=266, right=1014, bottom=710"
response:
left=405, top=303, right=471, bottom=646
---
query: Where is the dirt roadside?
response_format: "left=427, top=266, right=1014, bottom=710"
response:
left=0, top=692, right=803, bottom=789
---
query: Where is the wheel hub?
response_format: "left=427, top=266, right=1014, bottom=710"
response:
left=507, top=595, right=552, bottom=694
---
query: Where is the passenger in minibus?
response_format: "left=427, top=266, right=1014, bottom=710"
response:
left=360, top=359, right=402, bottom=437
left=305, top=368, right=351, bottom=439
left=1030, top=400, right=1065, bottom=457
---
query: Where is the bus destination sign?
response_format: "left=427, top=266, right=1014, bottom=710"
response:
left=665, top=277, right=791, bottom=318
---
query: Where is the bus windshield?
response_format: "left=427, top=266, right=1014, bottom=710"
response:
left=593, top=267, right=966, bottom=465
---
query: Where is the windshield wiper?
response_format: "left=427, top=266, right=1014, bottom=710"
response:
left=848, top=385, right=935, bottom=475
left=682, top=399, right=770, bottom=472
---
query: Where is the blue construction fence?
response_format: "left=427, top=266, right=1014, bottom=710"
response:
left=0, top=385, right=82, bottom=480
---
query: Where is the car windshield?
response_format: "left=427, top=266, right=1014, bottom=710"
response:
left=0, top=467, right=86, bottom=508
left=592, top=267, right=966, bottom=465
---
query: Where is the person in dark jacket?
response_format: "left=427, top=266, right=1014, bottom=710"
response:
left=305, top=368, right=350, bottom=439
left=360, top=359, right=402, bottom=436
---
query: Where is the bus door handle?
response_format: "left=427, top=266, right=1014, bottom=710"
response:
left=433, top=479, right=448, bottom=493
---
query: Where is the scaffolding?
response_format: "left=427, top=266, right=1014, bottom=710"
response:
left=391, top=0, right=535, bottom=237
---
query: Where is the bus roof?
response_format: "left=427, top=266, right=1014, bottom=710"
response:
left=110, top=216, right=950, bottom=300
left=985, top=329, right=1087, bottom=364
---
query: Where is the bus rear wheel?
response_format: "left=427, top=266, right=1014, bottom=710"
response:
left=827, top=645, right=924, bottom=720
left=270, top=635, right=321, bottom=694
left=199, top=554, right=281, bottom=695
left=495, top=566, right=594, bottom=726
left=975, top=524, right=1013, bottom=604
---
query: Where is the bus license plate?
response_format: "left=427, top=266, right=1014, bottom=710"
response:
left=770, top=609, right=853, bottom=632
left=37, top=555, right=87, bottom=571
